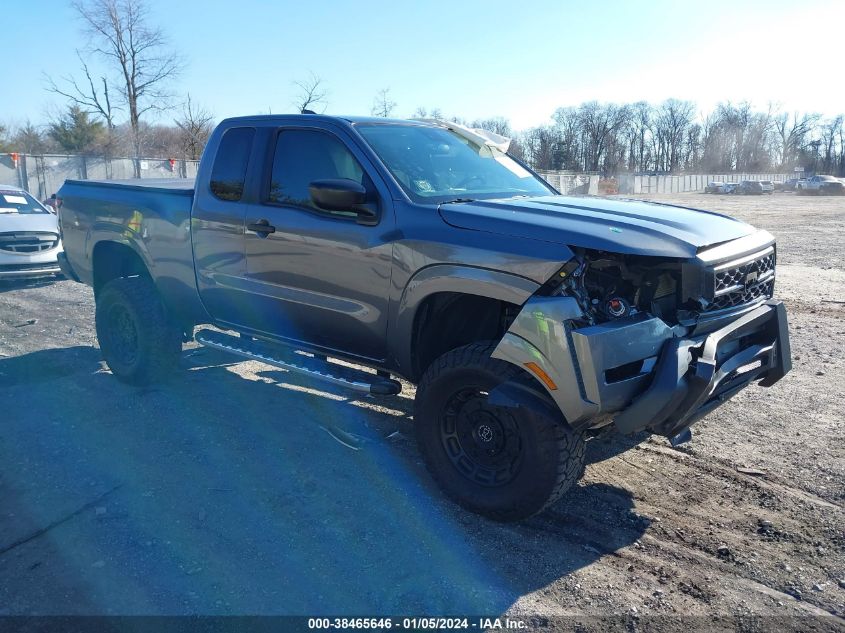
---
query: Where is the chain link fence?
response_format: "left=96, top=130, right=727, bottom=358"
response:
left=616, top=173, right=793, bottom=194
left=536, top=171, right=599, bottom=195
left=0, top=153, right=199, bottom=200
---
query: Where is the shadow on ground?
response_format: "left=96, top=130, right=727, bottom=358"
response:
left=0, top=346, right=648, bottom=615
left=0, top=277, right=61, bottom=294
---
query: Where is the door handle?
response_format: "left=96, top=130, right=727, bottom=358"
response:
left=247, top=219, right=276, bottom=236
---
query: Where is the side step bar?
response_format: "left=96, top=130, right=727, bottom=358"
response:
left=195, top=329, right=401, bottom=395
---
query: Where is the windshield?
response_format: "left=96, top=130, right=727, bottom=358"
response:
left=357, top=124, right=554, bottom=203
left=0, top=190, right=50, bottom=215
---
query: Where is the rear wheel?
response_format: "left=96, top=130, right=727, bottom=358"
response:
left=95, top=276, right=182, bottom=385
left=414, top=342, right=585, bottom=522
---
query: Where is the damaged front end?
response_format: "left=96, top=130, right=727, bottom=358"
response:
left=491, top=231, right=791, bottom=443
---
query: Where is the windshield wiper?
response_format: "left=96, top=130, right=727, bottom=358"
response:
left=441, top=197, right=475, bottom=204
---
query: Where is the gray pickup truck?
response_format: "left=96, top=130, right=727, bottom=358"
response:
left=58, top=115, right=791, bottom=521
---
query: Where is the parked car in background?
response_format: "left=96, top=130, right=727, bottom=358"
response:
left=704, top=181, right=727, bottom=194
left=772, top=181, right=785, bottom=192
left=782, top=178, right=802, bottom=192
left=758, top=180, right=775, bottom=194
left=0, top=185, right=63, bottom=280
left=797, top=175, right=845, bottom=195
left=736, top=181, right=764, bottom=195
left=724, top=182, right=740, bottom=194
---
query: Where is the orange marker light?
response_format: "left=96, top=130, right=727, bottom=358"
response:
left=524, top=362, right=558, bottom=391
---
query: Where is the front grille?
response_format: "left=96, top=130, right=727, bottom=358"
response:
left=710, top=278, right=774, bottom=310
left=0, top=232, right=59, bottom=253
left=707, top=248, right=775, bottom=312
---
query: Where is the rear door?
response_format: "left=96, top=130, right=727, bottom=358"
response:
left=192, top=125, right=259, bottom=326
left=241, top=123, right=394, bottom=361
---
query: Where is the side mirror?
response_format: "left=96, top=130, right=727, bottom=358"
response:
left=309, top=178, right=367, bottom=210
left=309, top=179, right=378, bottom=225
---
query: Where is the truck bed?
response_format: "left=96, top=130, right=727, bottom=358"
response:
left=65, top=178, right=195, bottom=195
left=59, top=177, right=206, bottom=323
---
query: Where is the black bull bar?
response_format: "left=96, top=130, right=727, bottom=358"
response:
left=614, top=300, right=791, bottom=439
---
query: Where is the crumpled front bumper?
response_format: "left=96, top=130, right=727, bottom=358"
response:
left=492, top=297, right=791, bottom=437
left=614, top=300, right=790, bottom=439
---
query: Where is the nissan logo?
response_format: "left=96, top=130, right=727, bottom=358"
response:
left=744, top=270, right=759, bottom=289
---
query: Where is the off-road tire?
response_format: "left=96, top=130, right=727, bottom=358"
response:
left=95, top=276, right=182, bottom=385
left=414, top=342, right=586, bottom=522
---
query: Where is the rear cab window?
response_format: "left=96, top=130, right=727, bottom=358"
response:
left=210, top=127, right=256, bottom=201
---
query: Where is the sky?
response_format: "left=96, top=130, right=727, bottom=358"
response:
left=2, top=0, right=844, bottom=131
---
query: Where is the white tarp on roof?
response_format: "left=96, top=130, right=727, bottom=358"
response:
left=412, top=119, right=511, bottom=153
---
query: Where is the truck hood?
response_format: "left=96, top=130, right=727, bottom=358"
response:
left=0, top=213, right=59, bottom=234
left=438, top=195, right=756, bottom=258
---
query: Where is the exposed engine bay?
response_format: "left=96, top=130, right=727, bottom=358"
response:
left=543, top=249, right=707, bottom=327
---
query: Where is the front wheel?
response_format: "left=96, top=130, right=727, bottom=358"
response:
left=95, top=276, right=182, bottom=385
left=414, top=342, right=586, bottom=522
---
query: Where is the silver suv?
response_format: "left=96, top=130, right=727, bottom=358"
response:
left=0, top=185, right=63, bottom=279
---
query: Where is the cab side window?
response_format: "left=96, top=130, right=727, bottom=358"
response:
left=210, top=127, right=255, bottom=201
left=268, top=130, right=364, bottom=214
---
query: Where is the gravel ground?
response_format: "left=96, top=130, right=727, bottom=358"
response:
left=0, top=192, right=843, bottom=628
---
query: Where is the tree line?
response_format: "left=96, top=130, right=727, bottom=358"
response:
left=5, top=96, right=843, bottom=178
left=1, top=0, right=843, bottom=178
left=508, top=100, right=844, bottom=176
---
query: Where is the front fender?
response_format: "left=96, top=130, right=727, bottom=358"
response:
left=493, top=296, right=676, bottom=429
left=491, top=296, right=602, bottom=425
left=393, top=264, right=540, bottom=377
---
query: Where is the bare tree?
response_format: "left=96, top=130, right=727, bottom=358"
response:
left=292, top=72, right=328, bottom=114
left=578, top=101, right=630, bottom=172
left=624, top=101, right=652, bottom=172
left=470, top=117, right=513, bottom=137
left=552, top=106, right=583, bottom=170
left=839, top=119, right=845, bottom=176
left=820, top=115, right=843, bottom=174
left=521, top=125, right=562, bottom=171
left=0, top=124, right=11, bottom=152
left=412, top=106, right=444, bottom=120
left=684, top=123, right=702, bottom=169
left=45, top=50, right=119, bottom=130
left=371, top=88, right=397, bottom=118
left=653, top=99, right=695, bottom=172
left=774, top=111, right=819, bottom=169
left=73, top=0, right=182, bottom=171
left=174, top=95, right=214, bottom=160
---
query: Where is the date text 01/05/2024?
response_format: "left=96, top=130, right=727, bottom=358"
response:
left=307, top=617, right=528, bottom=629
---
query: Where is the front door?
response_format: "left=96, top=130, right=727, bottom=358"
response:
left=242, top=125, right=394, bottom=361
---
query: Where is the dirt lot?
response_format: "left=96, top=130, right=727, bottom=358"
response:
left=0, top=192, right=843, bottom=626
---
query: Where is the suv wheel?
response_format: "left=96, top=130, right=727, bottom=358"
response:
left=414, top=342, right=586, bottom=522
left=95, top=276, right=182, bottom=385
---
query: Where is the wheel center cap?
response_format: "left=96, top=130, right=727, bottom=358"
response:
left=477, top=424, right=494, bottom=443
